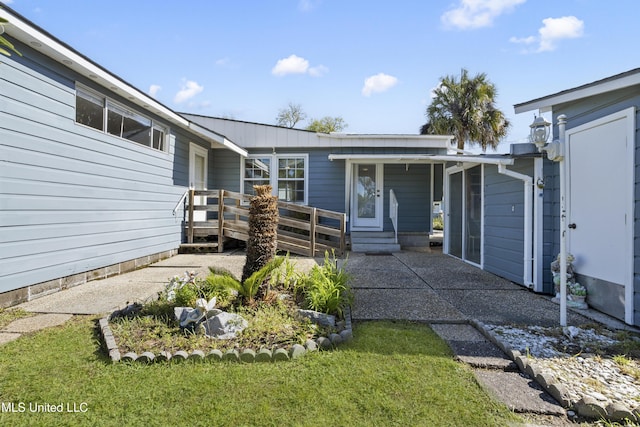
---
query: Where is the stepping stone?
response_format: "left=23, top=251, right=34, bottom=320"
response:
left=473, top=370, right=565, bottom=416
left=2, top=313, right=73, bottom=333
left=0, top=332, right=21, bottom=345
left=449, top=341, right=517, bottom=370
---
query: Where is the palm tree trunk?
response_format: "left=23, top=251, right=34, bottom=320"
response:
left=242, top=185, right=279, bottom=282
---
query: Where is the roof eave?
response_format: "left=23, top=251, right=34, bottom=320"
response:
left=514, top=68, right=640, bottom=114
left=1, top=6, right=247, bottom=156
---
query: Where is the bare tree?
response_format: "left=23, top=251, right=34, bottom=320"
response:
left=275, top=102, right=307, bottom=128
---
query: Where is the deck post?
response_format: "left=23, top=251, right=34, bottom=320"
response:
left=218, top=189, right=224, bottom=252
left=187, top=189, right=195, bottom=244
left=309, top=207, right=317, bottom=257
left=340, top=213, right=346, bottom=256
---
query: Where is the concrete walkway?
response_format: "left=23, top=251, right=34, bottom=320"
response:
left=1, top=249, right=636, bottom=426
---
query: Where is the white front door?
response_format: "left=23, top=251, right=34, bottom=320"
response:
left=566, top=107, right=634, bottom=323
left=351, top=163, right=383, bottom=230
left=189, top=143, right=208, bottom=222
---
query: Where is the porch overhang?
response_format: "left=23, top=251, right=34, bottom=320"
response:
left=327, top=153, right=515, bottom=166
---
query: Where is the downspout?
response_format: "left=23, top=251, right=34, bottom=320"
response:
left=497, top=163, right=534, bottom=288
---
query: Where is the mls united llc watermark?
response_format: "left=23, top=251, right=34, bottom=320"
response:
left=1, top=401, right=88, bottom=413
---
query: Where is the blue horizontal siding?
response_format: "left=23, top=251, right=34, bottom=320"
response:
left=383, top=164, right=430, bottom=232
left=483, top=160, right=534, bottom=285
left=0, top=43, right=204, bottom=292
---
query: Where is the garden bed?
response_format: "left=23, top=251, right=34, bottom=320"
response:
left=100, top=251, right=354, bottom=363
left=100, top=306, right=352, bottom=363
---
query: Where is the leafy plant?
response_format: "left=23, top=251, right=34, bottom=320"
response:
left=210, top=256, right=285, bottom=305
left=173, top=283, right=199, bottom=307
left=432, top=215, right=444, bottom=231
left=162, top=271, right=230, bottom=308
left=300, top=250, right=353, bottom=317
left=268, top=252, right=301, bottom=291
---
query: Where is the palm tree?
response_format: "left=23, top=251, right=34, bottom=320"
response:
left=422, top=69, right=509, bottom=151
left=242, top=185, right=279, bottom=283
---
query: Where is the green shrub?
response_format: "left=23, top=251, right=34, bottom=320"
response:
left=207, top=256, right=286, bottom=305
left=432, top=215, right=444, bottom=231
left=300, top=250, right=352, bottom=317
left=173, top=283, right=199, bottom=307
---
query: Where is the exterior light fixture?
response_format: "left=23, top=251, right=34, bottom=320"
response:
left=529, top=114, right=569, bottom=326
left=530, top=115, right=564, bottom=162
left=529, top=115, right=551, bottom=149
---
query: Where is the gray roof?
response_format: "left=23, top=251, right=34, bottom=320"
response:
left=514, top=68, right=640, bottom=114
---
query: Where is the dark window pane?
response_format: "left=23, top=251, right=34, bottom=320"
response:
left=122, top=113, right=151, bottom=145
left=107, top=109, right=123, bottom=137
left=152, top=128, right=165, bottom=151
left=75, top=94, right=104, bottom=130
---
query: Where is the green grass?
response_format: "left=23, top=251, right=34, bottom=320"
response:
left=0, top=317, right=520, bottom=427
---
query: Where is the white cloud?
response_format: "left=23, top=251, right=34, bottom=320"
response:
left=215, top=57, right=230, bottom=67
left=174, top=80, right=204, bottom=104
left=538, top=16, right=584, bottom=51
left=149, top=84, right=161, bottom=97
left=362, top=73, right=398, bottom=97
left=272, top=54, right=328, bottom=77
left=441, top=0, right=526, bottom=30
left=272, top=54, right=309, bottom=76
left=510, top=16, right=584, bottom=53
left=298, top=0, right=321, bottom=12
left=308, top=64, right=329, bottom=77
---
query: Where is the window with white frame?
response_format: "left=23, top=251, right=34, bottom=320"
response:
left=75, top=86, right=168, bottom=152
left=242, top=154, right=308, bottom=204
left=243, top=157, right=271, bottom=197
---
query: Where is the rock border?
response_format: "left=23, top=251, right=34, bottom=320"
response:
left=99, top=306, right=353, bottom=364
left=470, top=319, right=640, bottom=423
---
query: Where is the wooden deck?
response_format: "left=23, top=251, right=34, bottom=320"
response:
left=180, top=189, right=346, bottom=257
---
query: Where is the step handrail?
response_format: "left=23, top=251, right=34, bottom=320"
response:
left=172, top=189, right=190, bottom=216
left=182, top=188, right=346, bottom=256
left=389, top=189, right=399, bottom=244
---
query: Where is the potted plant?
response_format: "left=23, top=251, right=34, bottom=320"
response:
left=550, top=253, right=588, bottom=309
left=568, top=282, right=588, bottom=309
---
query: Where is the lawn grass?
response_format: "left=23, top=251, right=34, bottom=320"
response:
left=0, top=317, right=520, bottom=427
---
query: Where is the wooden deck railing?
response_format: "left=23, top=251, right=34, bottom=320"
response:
left=182, top=189, right=346, bottom=257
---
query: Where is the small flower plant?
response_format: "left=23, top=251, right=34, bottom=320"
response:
left=550, top=253, right=587, bottom=308
left=569, top=282, right=587, bottom=297
left=165, top=270, right=198, bottom=302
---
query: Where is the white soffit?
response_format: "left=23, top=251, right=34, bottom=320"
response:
left=514, top=69, right=640, bottom=114
left=327, top=153, right=515, bottom=165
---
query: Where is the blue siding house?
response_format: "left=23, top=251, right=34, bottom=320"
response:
left=0, top=6, right=246, bottom=307
left=515, top=68, right=640, bottom=326
left=183, top=115, right=456, bottom=249
left=5, top=6, right=636, bottom=327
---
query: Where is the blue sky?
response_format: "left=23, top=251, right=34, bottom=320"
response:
left=4, top=0, right=640, bottom=152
